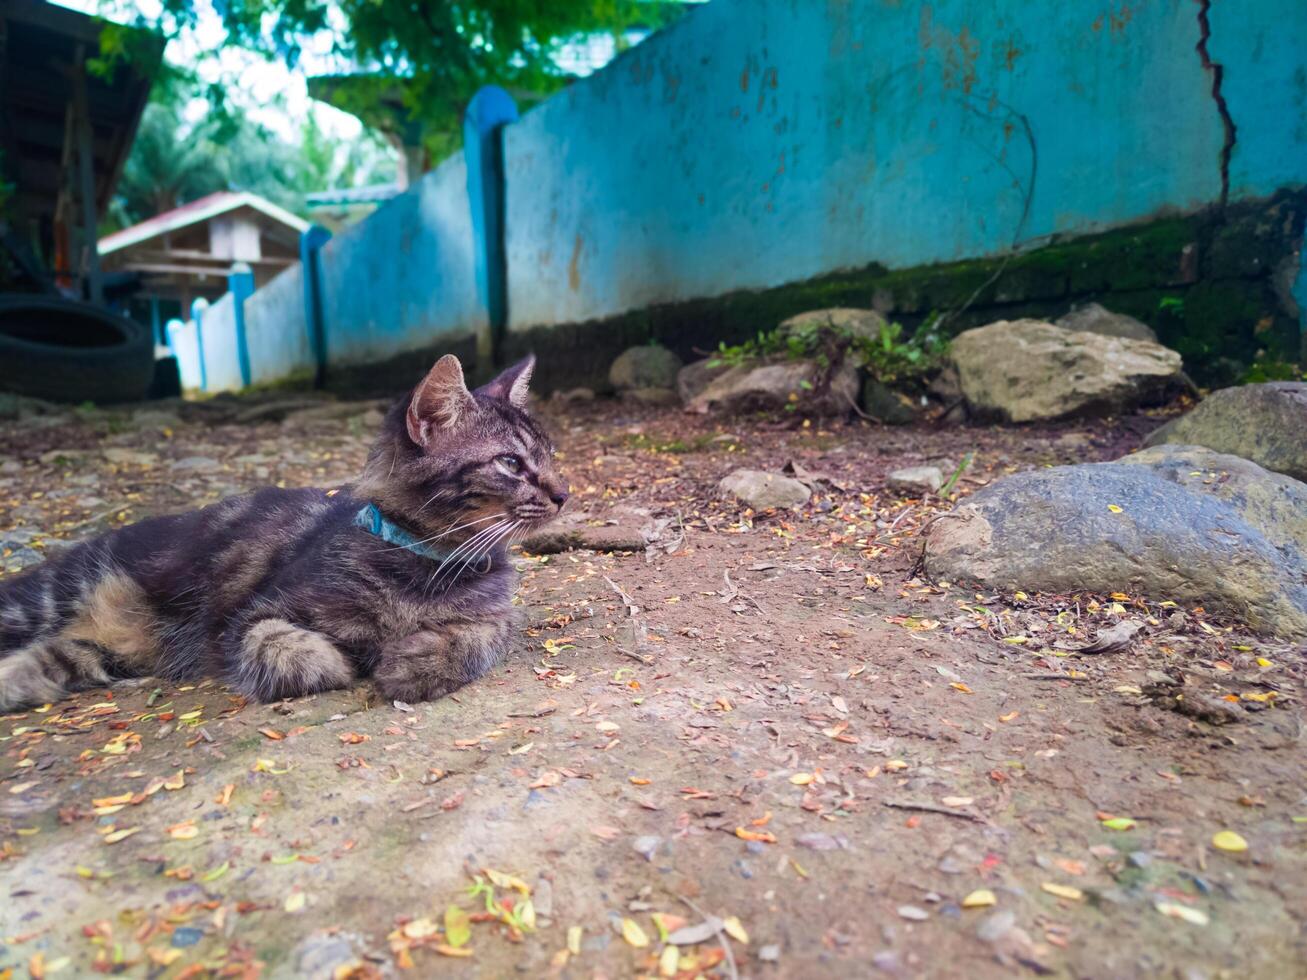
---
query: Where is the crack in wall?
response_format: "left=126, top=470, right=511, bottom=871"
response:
left=1194, top=0, right=1237, bottom=207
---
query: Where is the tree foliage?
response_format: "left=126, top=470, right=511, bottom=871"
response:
left=106, top=92, right=395, bottom=232
left=101, top=1, right=685, bottom=152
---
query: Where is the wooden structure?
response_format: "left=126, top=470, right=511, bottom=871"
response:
left=0, top=0, right=158, bottom=302
left=99, top=191, right=310, bottom=317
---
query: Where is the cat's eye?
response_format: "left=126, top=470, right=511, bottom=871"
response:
left=497, top=454, right=524, bottom=475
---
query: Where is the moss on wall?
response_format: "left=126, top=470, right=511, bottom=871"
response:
left=500, top=190, right=1305, bottom=393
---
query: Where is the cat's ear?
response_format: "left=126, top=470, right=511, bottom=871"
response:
left=477, top=355, right=535, bottom=409
left=407, top=354, right=475, bottom=445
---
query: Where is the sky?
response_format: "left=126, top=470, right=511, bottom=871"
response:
left=50, top=0, right=374, bottom=143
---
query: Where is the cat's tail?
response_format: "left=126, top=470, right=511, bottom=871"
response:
left=0, top=546, right=158, bottom=713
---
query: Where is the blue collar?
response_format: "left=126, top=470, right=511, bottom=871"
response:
left=352, top=504, right=459, bottom=563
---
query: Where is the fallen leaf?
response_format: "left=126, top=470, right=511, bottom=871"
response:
left=166, top=820, right=198, bottom=840
left=284, top=891, right=306, bottom=912
left=102, top=827, right=141, bottom=845
left=735, top=827, right=776, bottom=843
left=621, top=918, right=649, bottom=948
left=722, top=916, right=749, bottom=944
left=434, top=944, right=474, bottom=958
left=1211, top=830, right=1248, bottom=853
left=1041, top=883, right=1084, bottom=901
left=658, top=945, right=680, bottom=977
left=200, top=861, right=230, bottom=882
left=1155, top=901, right=1208, bottom=925
left=962, top=889, right=996, bottom=909
left=445, top=905, right=471, bottom=947
left=1100, top=816, right=1137, bottom=831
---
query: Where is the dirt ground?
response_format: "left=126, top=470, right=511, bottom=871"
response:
left=1, top=391, right=1304, bottom=980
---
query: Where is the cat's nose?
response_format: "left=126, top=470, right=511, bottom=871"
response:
left=549, top=488, right=569, bottom=508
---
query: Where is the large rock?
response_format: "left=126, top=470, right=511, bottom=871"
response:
left=777, top=308, right=888, bottom=344
left=924, top=456, right=1307, bottom=637
left=677, top=359, right=729, bottom=404
left=1056, top=303, right=1158, bottom=343
left=1143, top=382, right=1307, bottom=482
left=609, top=345, right=683, bottom=392
left=719, top=469, right=811, bottom=510
left=1118, top=444, right=1307, bottom=557
left=687, top=359, right=859, bottom=416
left=950, top=319, right=1186, bottom=422
left=522, top=505, right=651, bottom=554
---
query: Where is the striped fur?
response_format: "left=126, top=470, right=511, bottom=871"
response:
left=0, top=355, right=566, bottom=711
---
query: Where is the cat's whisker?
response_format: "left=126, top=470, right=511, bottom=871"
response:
left=438, top=521, right=519, bottom=591
left=372, top=512, right=505, bottom=554
left=436, top=520, right=515, bottom=591
left=429, top=520, right=509, bottom=589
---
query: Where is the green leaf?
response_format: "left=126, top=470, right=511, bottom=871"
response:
left=445, top=905, right=472, bottom=947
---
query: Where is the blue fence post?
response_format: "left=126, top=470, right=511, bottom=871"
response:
left=191, top=297, right=209, bottom=392
left=300, top=225, right=334, bottom=388
left=229, top=263, right=255, bottom=388
left=464, top=85, right=518, bottom=378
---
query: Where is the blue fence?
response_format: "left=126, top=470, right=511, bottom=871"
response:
left=174, top=0, right=1307, bottom=394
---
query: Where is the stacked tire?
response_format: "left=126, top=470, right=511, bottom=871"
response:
left=0, top=295, right=154, bottom=403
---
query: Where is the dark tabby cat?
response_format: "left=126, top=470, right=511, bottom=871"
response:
left=0, top=354, right=567, bottom=712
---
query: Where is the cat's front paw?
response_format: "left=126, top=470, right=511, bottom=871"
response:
left=373, top=658, right=461, bottom=703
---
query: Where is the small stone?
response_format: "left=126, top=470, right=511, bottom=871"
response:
left=632, top=835, right=661, bottom=862
left=887, top=466, right=944, bottom=495
left=976, top=909, right=1016, bottom=943
left=170, top=456, right=220, bottom=472
left=171, top=927, right=204, bottom=948
left=871, top=950, right=903, bottom=975
left=719, top=469, right=811, bottom=510
left=102, top=448, right=159, bottom=466
left=896, top=905, right=929, bottom=921
left=1127, top=851, right=1152, bottom=868
left=758, top=944, right=780, bottom=962
left=533, top=877, right=554, bottom=918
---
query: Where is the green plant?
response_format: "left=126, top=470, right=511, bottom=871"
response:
left=1158, top=295, right=1185, bottom=314
left=1242, top=352, right=1305, bottom=384
left=706, top=316, right=949, bottom=385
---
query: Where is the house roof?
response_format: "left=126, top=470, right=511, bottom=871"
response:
left=99, top=190, right=310, bottom=255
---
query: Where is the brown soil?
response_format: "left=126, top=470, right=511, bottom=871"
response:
left=1, top=394, right=1303, bottom=979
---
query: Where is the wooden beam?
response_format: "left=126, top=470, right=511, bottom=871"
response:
left=118, top=261, right=244, bottom=278
left=72, top=50, right=102, bottom=304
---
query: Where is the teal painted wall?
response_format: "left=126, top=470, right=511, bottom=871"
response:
left=316, top=154, right=483, bottom=367
left=200, top=0, right=1307, bottom=388
left=503, top=0, right=1304, bottom=330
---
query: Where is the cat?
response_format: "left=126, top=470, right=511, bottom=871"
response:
left=0, top=353, right=567, bottom=713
